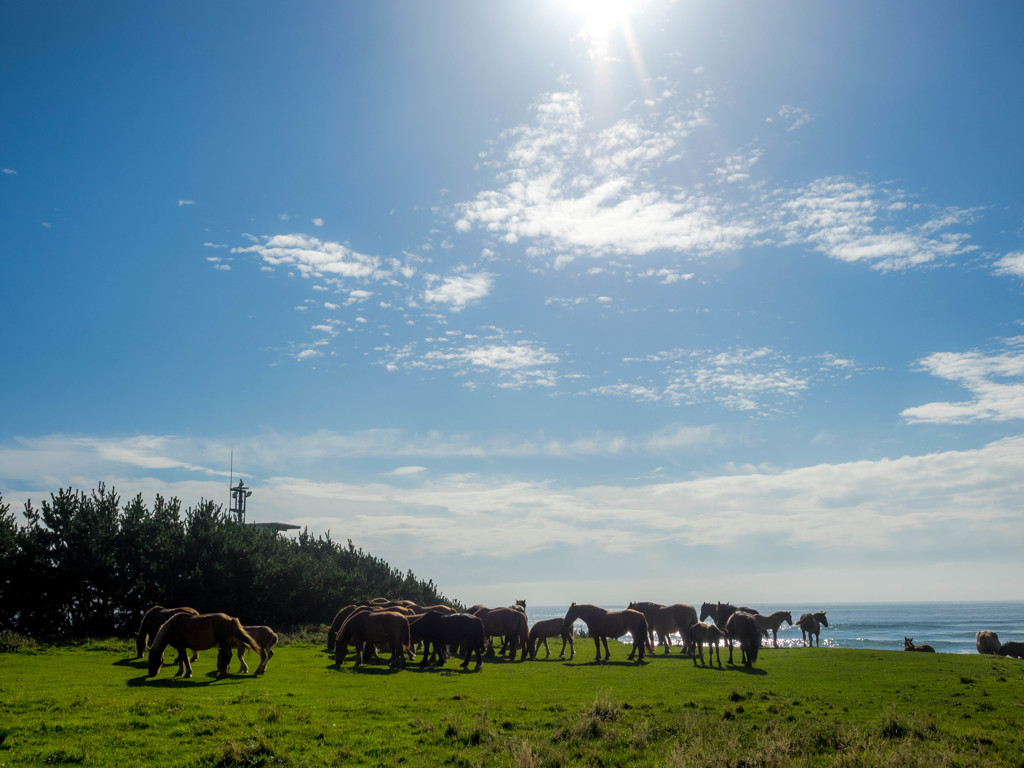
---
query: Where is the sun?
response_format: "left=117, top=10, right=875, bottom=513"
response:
left=559, top=0, right=643, bottom=59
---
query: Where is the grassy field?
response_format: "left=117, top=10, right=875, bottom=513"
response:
left=1, top=634, right=1023, bottom=767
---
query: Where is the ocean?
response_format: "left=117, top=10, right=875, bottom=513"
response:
left=524, top=602, right=1024, bottom=655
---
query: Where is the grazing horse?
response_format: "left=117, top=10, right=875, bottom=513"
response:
left=134, top=605, right=199, bottom=659
left=904, top=637, right=935, bottom=653
left=410, top=612, right=486, bottom=670
left=689, top=622, right=726, bottom=668
left=626, top=601, right=664, bottom=651
left=724, top=611, right=761, bottom=667
left=148, top=612, right=260, bottom=679
left=411, top=604, right=456, bottom=616
left=335, top=610, right=411, bottom=668
left=796, top=611, right=828, bottom=647
left=754, top=611, right=793, bottom=648
left=479, top=607, right=530, bottom=661
left=233, top=625, right=278, bottom=675
left=998, top=641, right=1024, bottom=659
left=976, top=631, right=1000, bottom=655
left=528, top=617, right=575, bottom=660
left=563, top=603, right=648, bottom=662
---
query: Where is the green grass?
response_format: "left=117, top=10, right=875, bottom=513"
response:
left=1, top=636, right=1023, bottom=767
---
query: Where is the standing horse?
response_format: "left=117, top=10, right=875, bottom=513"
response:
left=976, top=631, right=1000, bottom=655
left=904, top=637, right=935, bottom=653
left=528, top=617, right=575, bottom=660
left=411, top=612, right=486, bottom=670
left=754, top=611, right=792, bottom=648
left=148, top=612, right=261, bottom=679
left=335, top=610, right=412, bottom=668
left=724, top=611, right=761, bottom=667
left=796, top=611, right=828, bottom=647
left=690, top=622, right=725, bottom=668
left=134, top=605, right=199, bottom=659
left=563, top=603, right=648, bottom=662
left=233, top=625, right=278, bottom=675
left=478, top=607, right=529, bottom=660
left=626, top=601, right=663, bottom=651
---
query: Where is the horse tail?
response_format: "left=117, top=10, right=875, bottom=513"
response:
left=232, top=617, right=262, bottom=654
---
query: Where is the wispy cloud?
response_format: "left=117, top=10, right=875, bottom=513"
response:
left=598, top=346, right=859, bottom=414
left=233, top=233, right=390, bottom=283
left=902, top=338, right=1024, bottom=424
left=178, top=199, right=195, bottom=206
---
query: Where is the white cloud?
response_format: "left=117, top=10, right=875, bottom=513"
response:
left=2, top=168, right=17, bottom=175
left=901, top=339, right=1024, bottom=424
left=233, top=233, right=386, bottom=284
left=597, top=346, right=858, bottom=414
left=178, top=199, right=195, bottom=206
left=312, top=218, right=324, bottom=227
left=423, top=272, right=493, bottom=311
left=993, top=252, right=1024, bottom=278
left=777, top=178, right=978, bottom=271
left=3, top=431, right=1022, bottom=602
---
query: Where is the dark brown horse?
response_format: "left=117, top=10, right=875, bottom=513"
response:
left=148, top=612, right=260, bottom=679
left=797, top=611, right=828, bottom=647
left=625, top=601, right=663, bottom=651
left=232, top=625, right=278, bottom=674
left=904, top=637, right=935, bottom=653
left=410, top=612, right=486, bottom=670
left=724, top=611, right=761, bottom=666
left=134, top=605, right=199, bottom=658
left=528, top=617, right=575, bottom=660
left=563, top=603, right=648, bottom=662
left=998, top=641, right=1024, bottom=659
left=478, top=607, right=529, bottom=660
left=326, top=605, right=360, bottom=652
left=690, top=621, right=726, bottom=668
left=335, top=610, right=412, bottom=668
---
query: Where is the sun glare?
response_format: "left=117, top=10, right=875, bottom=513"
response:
left=561, top=0, right=641, bottom=54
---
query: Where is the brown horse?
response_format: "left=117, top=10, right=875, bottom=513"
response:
left=326, top=605, right=360, bottom=651
left=626, top=602, right=663, bottom=651
left=410, top=612, right=486, bottom=670
left=232, top=625, right=278, bottom=674
left=976, top=631, right=1000, bottom=655
left=528, top=617, right=575, bottom=660
left=479, top=607, right=530, bottom=660
left=904, top=637, right=935, bottom=653
left=563, top=603, right=648, bottom=662
left=148, top=612, right=261, bottom=679
left=998, top=641, right=1024, bottom=659
left=654, top=604, right=699, bottom=654
left=690, top=622, right=726, bottom=668
left=335, top=610, right=411, bottom=668
left=134, top=605, right=199, bottom=658
left=796, top=611, right=828, bottom=647
left=754, top=611, right=793, bottom=648
left=724, top=611, right=761, bottom=667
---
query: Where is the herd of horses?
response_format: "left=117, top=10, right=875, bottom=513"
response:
left=138, top=598, right=1024, bottom=678
left=138, top=598, right=837, bottom=679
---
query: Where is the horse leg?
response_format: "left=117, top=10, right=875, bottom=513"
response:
left=602, top=636, right=612, bottom=661
left=255, top=647, right=271, bottom=675
left=216, top=646, right=232, bottom=678
left=237, top=648, right=249, bottom=674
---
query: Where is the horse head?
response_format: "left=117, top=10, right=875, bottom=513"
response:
left=816, top=611, right=828, bottom=627
left=699, top=602, right=715, bottom=621
left=904, top=637, right=913, bottom=649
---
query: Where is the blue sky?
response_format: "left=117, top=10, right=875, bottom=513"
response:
left=3, top=1, right=1024, bottom=606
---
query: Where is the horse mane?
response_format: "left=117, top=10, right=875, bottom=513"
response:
left=149, top=611, right=182, bottom=655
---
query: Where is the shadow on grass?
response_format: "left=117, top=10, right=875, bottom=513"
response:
left=127, top=669, right=249, bottom=687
